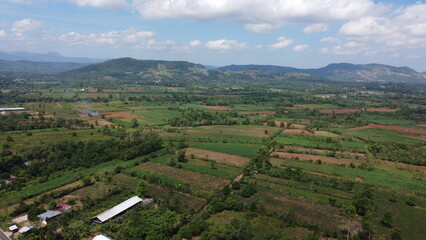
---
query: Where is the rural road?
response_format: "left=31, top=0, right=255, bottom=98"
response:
left=0, top=229, right=10, bottom=240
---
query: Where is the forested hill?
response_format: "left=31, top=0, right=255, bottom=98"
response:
left=220, top=63, right=426, bottom=82
left=0, top=60, right=89, bottom=74
left=61, top=57, right=209, bottom=83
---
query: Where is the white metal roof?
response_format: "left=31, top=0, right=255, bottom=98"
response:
left=93, top=196, right=142, bottom=223
left=0, top=108, right=25, bottom=111
left=93, top=235, right=113, bottom=240
left=18, top=226, right=34, bottom=234
left=8, top=225, right=18, bottom=231
left=37, top=210, right=62, bottom=221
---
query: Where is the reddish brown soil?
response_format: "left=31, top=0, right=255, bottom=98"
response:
left=238, top=111, right=276, bottom=115
left=283, top=129, right=313, bottom=135
left=271, top=152, right=357, bottom=165
left=349, top=123, right=426, bottom=135
left=417, top=124, right=426, bottom=127
left=319, top=109, right=361, bottom=114
left=104, top=112, right=142, bottom=118
left=366, top=107, right=396, bottom=113
left=202, top=106, right=232, bottom=111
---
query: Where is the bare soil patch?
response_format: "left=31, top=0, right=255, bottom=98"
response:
left=366, top=107, right=396, bottom=113
left=186, top=147, right=250, bottom=166
left=319, top=109, right=360, bottom=114
left=349, top=123, right=426, bottom=135
left=104, top=112, right=142, bottom=118
left=202, top=106, right=232, bottom=111
left=283, top=129, right=313, bottom=135
left=137, top=162, right=228, bottom=191
left=271, top=152, right=358, bottom=165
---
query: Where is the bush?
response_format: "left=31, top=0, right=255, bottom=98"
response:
left=240, top=184, right=257, bottom=198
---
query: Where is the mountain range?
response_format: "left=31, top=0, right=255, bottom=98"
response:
left=0, top=52, right=425, bottom=83
left=0, top=51, right=106, bottom=64
left=220, top=63, right=426, bottom=82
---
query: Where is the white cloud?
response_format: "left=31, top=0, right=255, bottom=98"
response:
left=293, top=44, right=309, bottom=52
left=303, top=23, right=329, bottom=33
left=319, top=42, right=367, bottom=55
left=321, top=37, right=340, bottom=43
left=0, top=30, right=8, bottom=39
left=59, top=28, right=170, bottom=50
left=205, top=39, right=249, bottom=51
left=133, top=0, right=381, bottom=32
left=268, top=36, right=294, bottom=49
left=339, top=3, right=426, bottom=48
left=70, top=0, right=130, bottom=11
left=12, top=18, right=42, bottom=33
left=188, top=40, right=202, bottom=47
left=7, top=0, right=31, bottom=3
left=244, top=23, right=279, bottom=33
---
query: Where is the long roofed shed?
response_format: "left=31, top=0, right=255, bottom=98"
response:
left=93, top=196, right=151, bottom=223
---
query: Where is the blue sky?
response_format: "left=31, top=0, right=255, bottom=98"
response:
left=0, top=0, right=425, bottom=71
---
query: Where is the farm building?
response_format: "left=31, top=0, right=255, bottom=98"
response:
left=36, top=203, right=72, bottom=224
left=37, top=211, right=62, bottom=224
left=3, top=176, right=17, bottom=185
left=93, top=235, right=114, bottom=240
left=18, top=226, right=34, bottom=234
left=92, top=196, right=153, bottom=224
left=8, top=225, right=18, bottom=232
left=0, top=108, right=26, bottom=111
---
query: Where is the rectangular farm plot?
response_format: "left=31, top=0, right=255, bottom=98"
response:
left=188, top=142, right=261, bottom=157
left=271, top=152, right=360, bottom=166
left=136, top=162, right=229, bottom=192
left=146, top=183, right=206, bottom=211
left=187, top=125, right=280, bottom=138
left=186, top=147, right=250, bottom=166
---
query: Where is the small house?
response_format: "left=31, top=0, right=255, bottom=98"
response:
left=3, top=176, right=17, bottom=185
left=8, top=225, right=18, bottom=232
